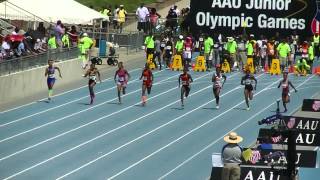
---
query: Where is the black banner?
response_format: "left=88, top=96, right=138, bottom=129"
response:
left=258, top=128, right=320, bottom=146
left=241, top=148, right=317, bottom=168
left=189, top=0, right=317, bottom=38
left=283, top=116, right=320, bottom=131
left=210, top=166, right=290, bottom=180
left=240, top=166, right=290, bottom=180
left=302, top=99, right=320, bottom=112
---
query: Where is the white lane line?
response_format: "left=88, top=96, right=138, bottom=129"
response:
left=106, top=75, right=277, bottom=180
left=55, top=74, right=244, bottom=180
left=2, top=72, right=236, bottom=180
left=158, top=75, right=314, bottom=179
left=55, top=73, right=261, bottom=179
left=0, top=68, right=161, bottom=127
left=0, top=72, right=214, bottom=162
left=0, top=68, right=142, bottom=114
left=0, top=70, right=180, bottom=143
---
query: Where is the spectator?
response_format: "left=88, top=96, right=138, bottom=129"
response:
left=1, top=36, right=12, bottom=58
left=173, top=5, right=180, bottom=17
left=12, top=27, right=19, bottom=35
left=277, top=38, right=291, bottom=71
left=166, top=7, right=178, bottom=32
left=180, top=7, right=191, bottom=33
left=79, top=33, right=93, bottom=69
left=226, top=37, right=238, bottom=71
left=48, top=34, right=57, bottom=49
left=62, top=30, right=70, bottom=48
left=54, top=20, right=64, bottom=47
left=204, top=34, right=214, bottom=70
left=34, top=39, right=46, bottom=53
left=113, top=5, right=119, bottom=30
left=149, top=8, right=161, bottom=33
left=101, top=5, right=111, bottom=29
left=117, top=5, right=127, bottom=33
left=221, top=132, right=243, bottom=180
left=37, top=22, right=46, bottom=39
left=69, top=25, right=78, bottom=47
left=136, top=3, right=149, bottom=33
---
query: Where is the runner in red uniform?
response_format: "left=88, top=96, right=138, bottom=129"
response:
left=277, top=71, right=297, bottom=112
left=114, top=62, right=131, bottom=104
left=178, top=69, right=193, bottom=107
left=140, top=64, right=154, bottom=106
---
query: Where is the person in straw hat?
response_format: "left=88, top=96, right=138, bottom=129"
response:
left=221, top=132, right=243, bottom=180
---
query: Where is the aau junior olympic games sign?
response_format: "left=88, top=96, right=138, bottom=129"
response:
left=189, top=0, right=318, bottom=37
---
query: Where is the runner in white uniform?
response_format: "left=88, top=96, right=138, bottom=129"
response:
left=212, top=65, right=226, bottom=109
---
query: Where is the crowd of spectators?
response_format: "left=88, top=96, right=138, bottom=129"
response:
left=0, top=20, right=80, bottom=61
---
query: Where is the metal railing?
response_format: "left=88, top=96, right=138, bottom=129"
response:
left=0, top=47, right=79, bottom=76
left=83, top=16, right=183, bottom=35
left=0, top=0, right=55, bottom=31
left=0, top=18, right=15, bottom=36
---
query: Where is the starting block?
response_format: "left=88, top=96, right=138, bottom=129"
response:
left=171, top=55, right=183, bottom=71
left=147, top=54, right=156, bottom=70
left=221, top=59, right=231, bottom=73
left=194, top=56, right=206, bottom=72
left=246, top=58, right=255, bottom=74
left=270, top=59, right=281, bottom=75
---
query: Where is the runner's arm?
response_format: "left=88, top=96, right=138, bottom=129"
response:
left=289, top=81, right=298, bottom=92
left=277, top=81, right=281, bottom=88
left=222, top=74, right=227, bottom=87
left=189, top=74, right=193, bottom=83
left=253, top=76, right=258, bottom=90
left=151, top=71, right=154, bottom=82
left=97, top=69, right=101, bottom=83
left=83, top=70, right=89, bottom=78
left=44, top=68, right=48, bottom=77
left=178, top=75, right=181, bottom=87
left=114, top=70, right=118, bottom=83
left=126, top=70, right=131, bottom=81
left=55, top=67, right=62, bottom=78
left=240, top=76, right=245, bottom=85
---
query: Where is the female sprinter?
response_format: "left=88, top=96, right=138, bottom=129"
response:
left=140, top=64, right=154, bottom=106
left=45, top=59, right=62, bottom=101
left=212, top=65, right=226, bottom=109
left=277, top=71, right=297, bottom=112
left=114, top=62, right=131, bottom=104
left=83, top=63, right=101, bottom=105
left=241, top=69, right=257, bottom=110
left=178, top=68, right=193, bottom=107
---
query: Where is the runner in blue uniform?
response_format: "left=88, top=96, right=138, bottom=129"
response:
left=45, top=60, right=62, bottom=101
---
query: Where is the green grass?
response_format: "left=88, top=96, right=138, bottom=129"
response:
left=76, top=0, right=157, bottom=13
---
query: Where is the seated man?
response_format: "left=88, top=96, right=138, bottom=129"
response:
left=221, top=132, right=243, bottom=180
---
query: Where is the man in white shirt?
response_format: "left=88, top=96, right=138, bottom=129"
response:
left=136, top=3, right=149, bottom=33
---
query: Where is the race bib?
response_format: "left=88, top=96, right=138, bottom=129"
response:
left=119, top=77, right=125, bottom=82
left=90, top=76, right=96, bottom=81
left=161, top=43, right=166, bottom=48
left=245, top=79, right=251, bottom=85
left=186, top=47, right=191, bottom=51
left=48, top=74, right=55, bottom=78
left=166, top=46, right=172, bottom=50
left=143, top=76, right=148, bottom=81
